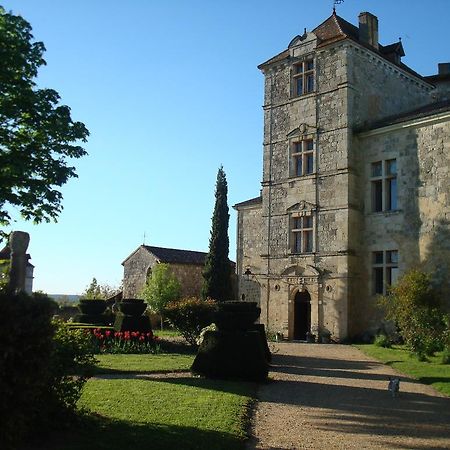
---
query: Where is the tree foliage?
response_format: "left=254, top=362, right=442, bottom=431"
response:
left=0, top=7, right=89, bottom=228
left=141, top=263, right=181, bottom=316
left=379, top=269, right=446, bottom=359
left=80, top=277, right=119, bottom=300
left=201, top=166, right=232, bottom=301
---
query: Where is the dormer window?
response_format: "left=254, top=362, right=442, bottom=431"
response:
left=292, top=60, right=314, bottom=97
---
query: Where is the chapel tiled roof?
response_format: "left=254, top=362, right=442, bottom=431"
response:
left=143, top=246, right=207, bottom=265
left=233, top=196, right=263, bottom=209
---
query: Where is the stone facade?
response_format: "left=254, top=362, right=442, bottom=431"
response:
left=122, top=245, right=208, bottom=299
left=235, top=11, right=450, bottom=341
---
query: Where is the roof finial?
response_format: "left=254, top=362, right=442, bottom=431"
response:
left=333, top=0, right=344, bottom=14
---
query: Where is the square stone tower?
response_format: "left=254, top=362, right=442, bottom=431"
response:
left=235, top=11, right=448, bottom=341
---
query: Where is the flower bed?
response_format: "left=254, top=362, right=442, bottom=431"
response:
left=88, top=328, right=159, bottom=354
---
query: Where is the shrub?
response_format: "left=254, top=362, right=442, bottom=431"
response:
left=50, top=320, right=97, bottom=411
left=379, top=269, right=446, bottom=359
left=373, top=334, right=392, bottom=348
left=0, top=292, right=55, bottom=449
left=164, top=297, right=218, bottom=345
left=0, top=292, right=95, bottom=450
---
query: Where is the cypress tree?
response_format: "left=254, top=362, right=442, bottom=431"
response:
left=201, top=166, right=232, bottom=301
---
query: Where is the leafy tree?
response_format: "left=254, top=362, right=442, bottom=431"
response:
left=80, top=277, right=118, bottom=300
left=141, top=263, right=181, bottom=329
left=0, top=7, right=89, bottom=230
left=201, top=166, right=233, bottom=301
left=379, top=269, right=446, bottom=360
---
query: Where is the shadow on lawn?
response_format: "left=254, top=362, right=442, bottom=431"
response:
left=20, top=412, right=245, bottom=450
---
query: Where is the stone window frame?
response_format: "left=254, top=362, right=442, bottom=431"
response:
left=291, top=58, right=315, bottom=98
left=290, top=138, right=315, bottom=177
left=370, top=159, right=398, bottom=213
left=289, top=211, right=314, bottom=254
left=372, top=249, right=399, bottom=295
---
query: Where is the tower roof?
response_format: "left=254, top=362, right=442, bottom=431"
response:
left=258, top=11, right=426, bottom=82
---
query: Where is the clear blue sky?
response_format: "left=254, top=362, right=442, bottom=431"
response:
left=2, top=0, right=449, bottom=294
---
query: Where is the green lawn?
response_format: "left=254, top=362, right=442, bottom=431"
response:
left=23, top=354, right=255, bottom=450
left=154, top=329, right=182, bottom=338
left=356, top=344, right=450, bottom=396
left=94, top=353, right=194, bottom=374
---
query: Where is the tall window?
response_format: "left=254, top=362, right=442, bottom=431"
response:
left=291, top=215, right=313, bottom=253
left=372, top=250, right=399, bottom=295
left=292, top=59, right=314, bottom=97
left=291, top=139, right=314, bottom=177
left=371, top=159, right=397, bottom=212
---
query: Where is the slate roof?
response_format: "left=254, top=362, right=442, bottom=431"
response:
left=258, top=12, right=426, bottom=82
left=122, top=245, right=208, bottom=265
left=143, top=245, right=208, bottom=265
left=233, top=196, right=263, bottom=209
left=357, top=99, right=450, bottom=132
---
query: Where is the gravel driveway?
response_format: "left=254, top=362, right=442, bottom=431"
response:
left=247, top=343, right=450, bottom=449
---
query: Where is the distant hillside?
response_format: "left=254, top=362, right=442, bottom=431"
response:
left=49, top=294, right=80, bottom=303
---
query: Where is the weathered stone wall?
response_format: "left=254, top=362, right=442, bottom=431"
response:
left=122, top=247, right=157, bottom=299
left=347, top=43, right=432, bottom=127
left=169, top=263, right=204, bottom=298
left=236, top=203, right=264, bottom=305
left=354, top=118, right=450, bottom=331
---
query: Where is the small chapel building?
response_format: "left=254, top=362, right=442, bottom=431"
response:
left=234, top=10, right=450, bottom=341
left=122, top=245, right=208, bottom=299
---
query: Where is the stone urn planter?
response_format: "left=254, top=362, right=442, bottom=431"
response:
left=191, top=300, right=269, bottom=381
left=114, top=299, right=151, bottom=333
left=119, top=298, right=147, bottom=316
left=76, top=299, right=108, bottom=325
left=78, top=299, right=107, bottom=315
left=214, top=301, right=261, bottom=331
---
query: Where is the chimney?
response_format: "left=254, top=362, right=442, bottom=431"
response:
left=359, top=12, right=379, bottom=50
left=438, top=63, right=450, bottom=75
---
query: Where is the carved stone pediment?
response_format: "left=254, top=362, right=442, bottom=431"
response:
left=286, top=201, right=317, bottom=213
left=280, top=264, right=321, bottom=279
left=287, top=123, right=316, bottom=139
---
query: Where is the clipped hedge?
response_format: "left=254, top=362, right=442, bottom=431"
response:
left=164, top=297, right=217, bottom=345
left=0, top=292, right=95, bottom=449
left=0, top=291, right=55, bottom=449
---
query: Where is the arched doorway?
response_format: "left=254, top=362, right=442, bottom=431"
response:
left=293, top=290, right=311, bottom=340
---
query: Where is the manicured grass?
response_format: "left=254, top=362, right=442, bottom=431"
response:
left=355, top=344, right=450, bottom=396
left=22, top=354, right=255, bottom=450
left=94, top=353, right=194, bottom=374
left=154, top=329, right=181, bottom=338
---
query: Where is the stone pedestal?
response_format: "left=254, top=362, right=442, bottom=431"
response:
left=191, top=301, right=269, bottom=381
left=114, top=299, right=152, bottom=332
left=7, top=231, right=30, bottom=294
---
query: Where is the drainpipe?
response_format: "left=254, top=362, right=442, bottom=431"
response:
left=266, top=69, right=275, bottom=326
left=314, top=55, right=321, bottom=333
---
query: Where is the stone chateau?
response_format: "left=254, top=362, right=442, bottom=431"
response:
left=234, top=10, right=450, bottom=341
